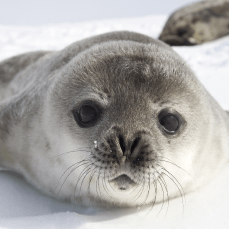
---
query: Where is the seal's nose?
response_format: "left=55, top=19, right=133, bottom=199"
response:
left=130, top=137, right=141, bottom=155
left=117, top=134, right=141, bottom=156
left=118, top=134, right=126, bottom=154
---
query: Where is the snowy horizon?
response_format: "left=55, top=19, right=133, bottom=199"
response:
left=0, top=0, right=199, bottom=26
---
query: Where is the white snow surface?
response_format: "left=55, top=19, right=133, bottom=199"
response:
left=0, top=15, right=229, bottom=229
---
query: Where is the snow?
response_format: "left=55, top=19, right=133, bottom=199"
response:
left=0, top=15, right=229, bottom=228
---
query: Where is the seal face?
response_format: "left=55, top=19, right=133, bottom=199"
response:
left=159, top=0, right=229, bottom=46
left=0, top=31, right=229, bottom=207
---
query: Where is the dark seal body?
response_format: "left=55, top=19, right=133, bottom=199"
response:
left=159, top=0, right=229, bottom=46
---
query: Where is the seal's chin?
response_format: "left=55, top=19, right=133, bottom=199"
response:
left=110, top=174, right=137, bottom=191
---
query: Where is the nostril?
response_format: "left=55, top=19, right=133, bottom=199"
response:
left=130, top=137, right=141, bottom=154
left=118, top=134, right=126, bottom=153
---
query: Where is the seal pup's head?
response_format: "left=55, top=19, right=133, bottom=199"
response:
left=1, top=31, right=229, bottom=207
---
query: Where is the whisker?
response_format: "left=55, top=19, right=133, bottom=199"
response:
left=133, top=177, right=145, bottom=202
left=58, top=158, right=90, bottom=181
left=49, top=148, right=92, bottom=159
left=102, top=170, right=113, bottom=199
left=160, top=166, right=186, bottom=201
left=160, top=167, right=185, bottom=215
left=127, top=171, right=142, bottom=198
left=55, top=156, right=91, bottom=187
left=128, top=179, right=141, bottom=196
left=56, top=161, right=90, bottom=195
left=157, top=156, right=193, bottom=179
left=159, top=175, right=170, bottom=211
left=101, top=176, right=107, bottom=200
left=154, top=166, right=169, bottom=217
left=107, top=172, right=121, bottom=196
left=79, top=161, right=97, bottom=195
left=74, top=163, right=93, bottom=202
left=87, top=166, right=97, bottom=206
left=155, top=177, right=166, bottom=217
left=79, top=168, right=92, bottom=195
left=95, top=168, right=102, bottom=204
left=97, top=168, right=102, bottom=196
left=78, top=168, right=92, bottom=203
left=139, top=174, right=151, bottom=207
left=151, top=178, right=158, bottom=209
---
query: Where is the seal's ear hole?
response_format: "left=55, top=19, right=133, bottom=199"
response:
left=72, top=101, right=101, bottom=128
left=158, top=109, right=184, bottom=135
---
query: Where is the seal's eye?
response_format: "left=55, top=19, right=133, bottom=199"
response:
left=72, top=102, right=101, bottom=128
left=159, top=114, right=179, bottom=133
left=158, top=111, right=181, bottom=134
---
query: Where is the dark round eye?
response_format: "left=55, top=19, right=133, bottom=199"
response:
left=159, top=114, right=179, bottom=133
left=72, top=102, right=101, bottom=128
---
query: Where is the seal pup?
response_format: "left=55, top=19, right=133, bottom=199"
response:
left=159, top=0, right=229, bottom=46
left=0, top=31, right=229, bottom=207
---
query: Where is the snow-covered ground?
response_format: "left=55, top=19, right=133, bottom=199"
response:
left=0, top=15, right=229, bottom=229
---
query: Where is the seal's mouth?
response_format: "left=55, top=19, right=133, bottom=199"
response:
left=110, top=174, right=137, bottom=191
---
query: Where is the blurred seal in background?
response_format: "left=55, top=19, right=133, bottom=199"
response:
left=159, top=0, right=229, bottom=46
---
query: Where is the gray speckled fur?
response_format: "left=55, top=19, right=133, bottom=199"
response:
left=0, top=31, right=229, bottom=207
left=159, top=0, right=229, bottom=46
left=0, top=32, right=157, bottom=130
left=0, top=31, right=170, bottom=139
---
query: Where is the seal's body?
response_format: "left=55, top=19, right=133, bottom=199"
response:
left=159, top=0, right=229, bottom=46
left=0, top=31, right=228, bottom=207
